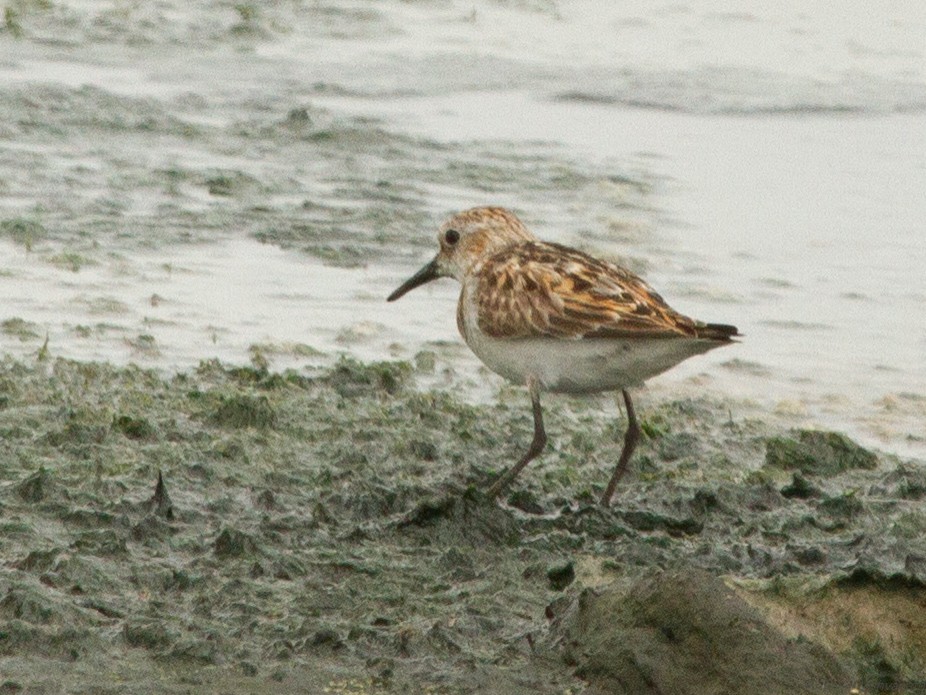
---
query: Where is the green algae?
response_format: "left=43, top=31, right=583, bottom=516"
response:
left=0, top=356, right=923, bottom=693
left=47, top=251, right=96, bottom=272
left=765, top=429, right=879, bottom=477
left=113, top=414, right=156, bottom=440
left=0, top=218, right=46, bottom=249
left=1, top=318, right=41, bottom=341
left=205, top=390, right=278, bottom=429
left=324, top=355, right=413, bottom=397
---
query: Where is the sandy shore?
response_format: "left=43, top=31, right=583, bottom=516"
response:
left=1, top=355, right=925, bottom=693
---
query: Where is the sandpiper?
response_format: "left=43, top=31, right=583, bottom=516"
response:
left=388, top=207, right=738, bottom=505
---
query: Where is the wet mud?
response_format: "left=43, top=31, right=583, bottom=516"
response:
left=1, top=356, right=925, bottom=693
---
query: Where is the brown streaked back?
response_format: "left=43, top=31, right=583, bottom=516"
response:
left=471, top=241, right=737, bottom=342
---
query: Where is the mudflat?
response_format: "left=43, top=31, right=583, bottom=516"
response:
left=1, top=356, right=925, bottom=693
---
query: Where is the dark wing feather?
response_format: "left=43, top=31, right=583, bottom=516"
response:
left=474, top=242, right=717, bottom=341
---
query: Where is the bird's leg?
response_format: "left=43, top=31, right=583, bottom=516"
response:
left=600, top=389, right=640, bottom=506
left=487, top=376, right=546, bottom=499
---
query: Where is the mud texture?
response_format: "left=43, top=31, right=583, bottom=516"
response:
left=1, top=356, right=926, bottom=693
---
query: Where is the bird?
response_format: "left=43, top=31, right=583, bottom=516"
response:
left=387, top=206, right=738, bottom=505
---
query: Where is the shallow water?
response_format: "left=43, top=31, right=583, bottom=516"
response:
left=0, top=0, right=924, bottom=458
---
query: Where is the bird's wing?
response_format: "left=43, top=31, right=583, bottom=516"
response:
left=474, top=242, right=700, bottom=340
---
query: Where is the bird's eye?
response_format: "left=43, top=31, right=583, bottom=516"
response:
left=444, top=229, right=460, bottom=245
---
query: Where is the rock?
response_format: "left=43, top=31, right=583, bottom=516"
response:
left=547, top=568, right=852, bottom=695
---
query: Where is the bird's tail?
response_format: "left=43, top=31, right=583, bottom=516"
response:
left=696, top=322, right=740, bottom=341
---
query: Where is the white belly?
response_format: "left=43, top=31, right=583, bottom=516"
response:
left=463, top=327, right=723, bottom=395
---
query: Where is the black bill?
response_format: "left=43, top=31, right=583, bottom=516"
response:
left=387, top=257, right=441, bottom=302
